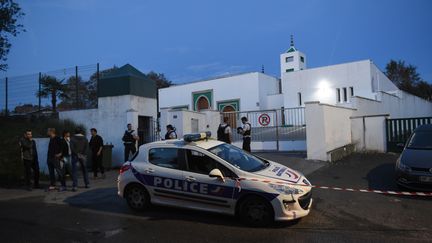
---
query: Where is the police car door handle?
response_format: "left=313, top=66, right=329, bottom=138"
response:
left=185, top=176, right=196, bottom=182
left=144, top=168, right=155, bottom=174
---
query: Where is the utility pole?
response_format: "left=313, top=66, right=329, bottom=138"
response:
left=38, top=72, right=42, bottom=111
left=5, top=77, right=8, bottom=116
left=75, top=66, right=79, bottom=108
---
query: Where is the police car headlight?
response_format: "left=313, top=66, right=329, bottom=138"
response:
left=269, top=184, right=304, bottom=195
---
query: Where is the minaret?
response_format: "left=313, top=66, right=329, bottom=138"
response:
left=280, top=35, right=307, bottom=77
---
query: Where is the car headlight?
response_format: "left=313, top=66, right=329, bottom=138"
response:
left=269, top=184, right=304, bottom=195
left=398, top=160, right=412, bottom=173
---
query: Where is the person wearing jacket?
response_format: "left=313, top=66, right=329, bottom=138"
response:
left=47, top=128, right=66, bottom=191
left=19, top=130, right=40, bottom=191
left=122, top=124, right=139, bottom=162
left=70, top=128, right=90, bottom=191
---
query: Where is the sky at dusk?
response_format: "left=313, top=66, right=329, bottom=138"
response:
left=4, top=0, right=432, bottom=84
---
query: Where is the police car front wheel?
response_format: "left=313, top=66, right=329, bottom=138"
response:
left=239, top=195, right=274, bottom=227
left=125, top=184, right=150, bottom=211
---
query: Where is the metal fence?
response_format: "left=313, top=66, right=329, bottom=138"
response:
left=386, top=117, right=432, bottom=152
left=0, top=64, right=100, bottom=116
left=221, top=107, right=306, bottom=143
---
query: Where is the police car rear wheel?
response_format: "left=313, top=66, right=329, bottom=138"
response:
left=125, top=185, right=150, bottom=211
left=239, top=196, right=274, bottom=227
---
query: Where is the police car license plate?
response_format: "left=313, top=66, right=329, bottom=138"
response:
left=419, top=176, right=432, bottom=182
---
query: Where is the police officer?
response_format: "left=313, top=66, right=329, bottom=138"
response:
left=238, top=117, right=251, bottom=152
left=122, top=124, right=139, bottom=161
left=217, top=117, right=232, bottom=144
left=165, top=124, right=177, bottom=140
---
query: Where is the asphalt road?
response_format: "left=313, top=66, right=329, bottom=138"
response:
left=0, top=153, right=431, bottom=243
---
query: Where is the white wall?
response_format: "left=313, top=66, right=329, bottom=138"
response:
left=370, top=62, right=398, bottom=92
left=266, top=94, right=284, bottom=110
left=34, top=138, right=49, bottom=173
left=305, top=102, right=354, bottom=161
left=59, top=95, right=157, bottom=166
left=280, top=50, right=307, bottom=76
left=282, top=60, right=375, bottom=108
left=351, top=115, right=387, bottom=152
left=351, top=91, right=432, bottom=118
left=159, top=72, right=279, bottom=112
left=159, top=110, right=215, bottom=139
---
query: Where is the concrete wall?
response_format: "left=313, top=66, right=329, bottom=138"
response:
left=305, top=101, right=355, bottom=161
left=34, top=138, right=50, bottom=173
left=370, top=62, right=398, bottom=92
left=282, top=60, right=375, bottom=108
left=159, top=109, right=220, bottom=139
left=351, top=91, right=432, bottom=118
left=159, top=72, right=280, bottom=112
left=59, top=95, right=157, bottom=166
left=351, top=115, right=388, bottom=152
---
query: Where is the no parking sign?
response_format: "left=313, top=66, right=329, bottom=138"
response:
left=258, top=113, right=271, bottom=126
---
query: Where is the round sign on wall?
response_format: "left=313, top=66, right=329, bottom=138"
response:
left=258, top=113, right=271, bottom=126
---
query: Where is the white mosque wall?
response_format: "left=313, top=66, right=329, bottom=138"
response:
left=59, top=95, right=157, bottom=166
left=159, top=72, right=280, bottom=112
left=281, top=60, right=376, bottom=108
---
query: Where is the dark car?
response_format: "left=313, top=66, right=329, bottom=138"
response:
left=395, top=124, right=432, bottom=191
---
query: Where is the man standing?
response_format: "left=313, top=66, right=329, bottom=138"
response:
left=217, top=117, right=232, bottom=144
left=89, top=128, right=105, bottom=179
left=19, top=130, right=39, bottom=191
left=164, top=124, right=177, bottom=140
left=61, top=130, right=72, bottom=177
left=122, top=124, right=139, bottom=161
left=238, top=117, right=251, bottom=152
left=47, top=128, right=66, bottom=191
left=70, top=128, right=90, bottom=191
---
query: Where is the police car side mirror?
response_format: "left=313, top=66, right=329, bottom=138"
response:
left=209, top=169, right=225, bottom=182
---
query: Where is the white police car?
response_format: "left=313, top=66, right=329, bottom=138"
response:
left=118, top=132, right=312, bottom=226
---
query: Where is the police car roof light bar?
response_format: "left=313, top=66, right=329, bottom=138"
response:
left=183, top=131, right=211, bottom=142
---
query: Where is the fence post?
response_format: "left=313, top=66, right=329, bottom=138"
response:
left=75, top=66, right=79, bottom=108
left=4, top=77, right=8, bottom=116
left=275, top=109, right=279, bottom=151
left=38, top=72, right=42, bottom=112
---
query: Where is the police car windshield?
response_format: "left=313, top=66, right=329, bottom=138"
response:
left=209, top=144, right=269, bottom=172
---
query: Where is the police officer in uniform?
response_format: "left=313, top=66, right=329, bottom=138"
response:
left=122, top=124, right=139, bottom=161
left=165, top=124, right=177, bottom=140
left=238, top=117, right=251, bottom=152
left=217, top=117, right=232, bottom=144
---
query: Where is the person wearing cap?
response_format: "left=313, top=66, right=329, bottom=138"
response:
left=165, top=124, right=177, bottom=140
left=238, top=117, right=251, bottom=152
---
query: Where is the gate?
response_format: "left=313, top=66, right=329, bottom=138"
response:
left=221, top=107, right=306, bottom=151
left=386, top=117, right=432, bottom=153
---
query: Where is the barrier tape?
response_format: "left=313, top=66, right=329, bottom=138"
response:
left=237, top=177, right=432, bottom=197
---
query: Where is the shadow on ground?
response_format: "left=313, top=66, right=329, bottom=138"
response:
left=64, top=187, right=300, bottom=228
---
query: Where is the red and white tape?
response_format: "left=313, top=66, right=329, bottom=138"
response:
left=237, top=177, right=432, bottom=197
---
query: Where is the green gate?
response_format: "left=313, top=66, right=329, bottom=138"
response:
left=386, top=117, right=432, bottom=153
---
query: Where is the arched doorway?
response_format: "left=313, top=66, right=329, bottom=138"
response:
left=197, top=96, right=210, bottom=111
left=222, top=105, right=236, bottom=128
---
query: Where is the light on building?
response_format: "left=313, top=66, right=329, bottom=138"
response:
left=315, top=80, right=333, bottom=100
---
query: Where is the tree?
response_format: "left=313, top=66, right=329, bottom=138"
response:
left=0, top=0, right=25, bottom=71
left=145, top=71, right=172, bottom=89
left=58, top=75, right=95, bottom=110
left=385, top=59, right=432, bottom=100
left=36, top=75, right=67, bottom=113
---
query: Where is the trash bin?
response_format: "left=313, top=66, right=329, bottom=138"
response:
left=102, top=144, right=114, bottom=170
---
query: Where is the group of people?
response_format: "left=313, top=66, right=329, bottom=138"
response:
left=19, top=127, right=105, bottom=192
left=163, top=116, right=251, bottom=152
left=217, top=116, right=251, bottom=152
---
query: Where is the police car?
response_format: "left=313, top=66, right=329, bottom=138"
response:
left=117, top=132, right=312, bottom=226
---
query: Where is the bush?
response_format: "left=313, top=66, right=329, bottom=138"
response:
left=0, top=117, right=86, bottom=187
